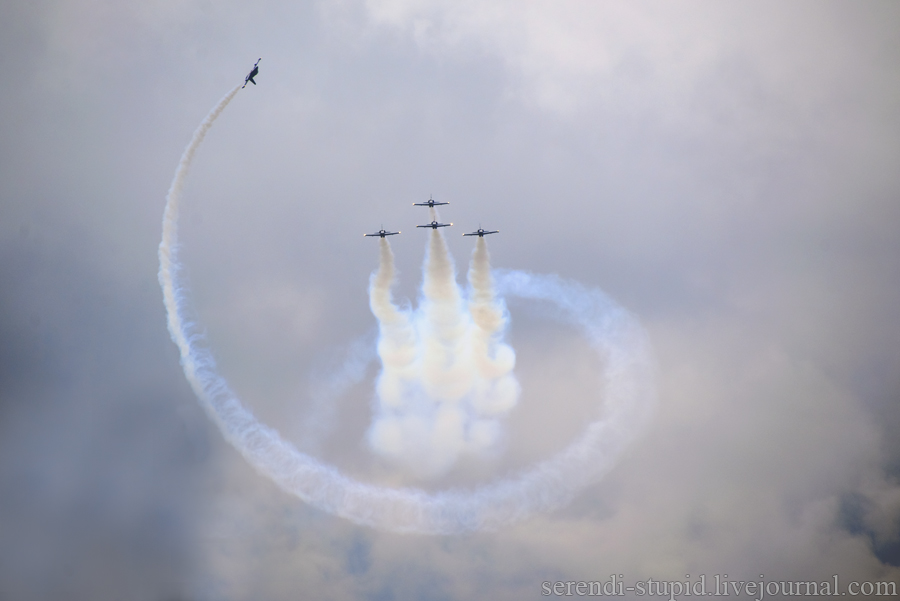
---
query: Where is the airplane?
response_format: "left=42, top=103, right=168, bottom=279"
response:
left=364, top=228, right=400, bottom=238
left=243, top=59, right=261, bottom=88
left=463, top=227, right=499, bottom=237
left=413, top=195, right=449, bottom=208
left=417, top=221, right=452, bottom=229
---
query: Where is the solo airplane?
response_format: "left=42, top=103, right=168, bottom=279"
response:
left=243, top=59, right=261, bottom=88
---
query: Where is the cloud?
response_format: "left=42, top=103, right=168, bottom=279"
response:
left=1, top=0, right=899, bottom=598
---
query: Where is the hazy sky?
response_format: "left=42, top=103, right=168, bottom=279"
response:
left=2, top=1, right=899, bottom=599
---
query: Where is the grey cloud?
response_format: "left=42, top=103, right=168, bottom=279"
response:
left=2, top=0, right=899, bottom=598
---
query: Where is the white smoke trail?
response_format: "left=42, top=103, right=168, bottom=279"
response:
left=366, top=228, right=521, bottom=477
left=159, top=89, right=656, bottom=534
left=159, top=84, right=241, bottom=408
left=297, top=333, right=376, bottom=453
left=466, top=237, right=519, bottom=416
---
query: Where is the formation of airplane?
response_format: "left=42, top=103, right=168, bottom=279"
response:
left=364, top=228, right=400, bottom=238
left=413, top=195, right=449, bottom=208
left=365, top=196, right=498, bottom=238
left=243, top=59, right=261, bottom=88
left=463, top=227, right=498, bottom=237
left=417, top=220, right=452, bottom=230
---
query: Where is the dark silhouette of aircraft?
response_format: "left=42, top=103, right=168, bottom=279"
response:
left=243, top=59, right=261, bottom=88
left=417, top=221, right=452, bottom=229
left=413, top=195, right=448, bottom=208
left=463, top=227, right=499, bottom=237
left=365, top=228, right=400, bottom=238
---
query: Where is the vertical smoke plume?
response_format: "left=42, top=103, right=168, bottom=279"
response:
left=366, top=218, right=521, bottom=478
left=368, top=238, right=416, bottom=410
left=467, top=237, right=518, bottom=413
left=160, top=86, right=655, bottom=534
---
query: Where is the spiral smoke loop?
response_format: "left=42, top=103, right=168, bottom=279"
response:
left=158, top=86, right=656, bottom=534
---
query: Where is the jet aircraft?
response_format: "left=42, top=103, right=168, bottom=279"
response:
left=417, top=221, right=452, bottom=229
left=243, top=59, right=261, bottom=88
left=463, top=228, right=499, bottom=237
left=413, top=195, right=448, bottom=208
left=365, top=228, right=400, bottom=238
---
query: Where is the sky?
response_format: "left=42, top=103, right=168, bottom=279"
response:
left=1, top=0, right=899, bottom=599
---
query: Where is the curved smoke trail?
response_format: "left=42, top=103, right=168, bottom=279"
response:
left=159, top=88, right=656, bottom=534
